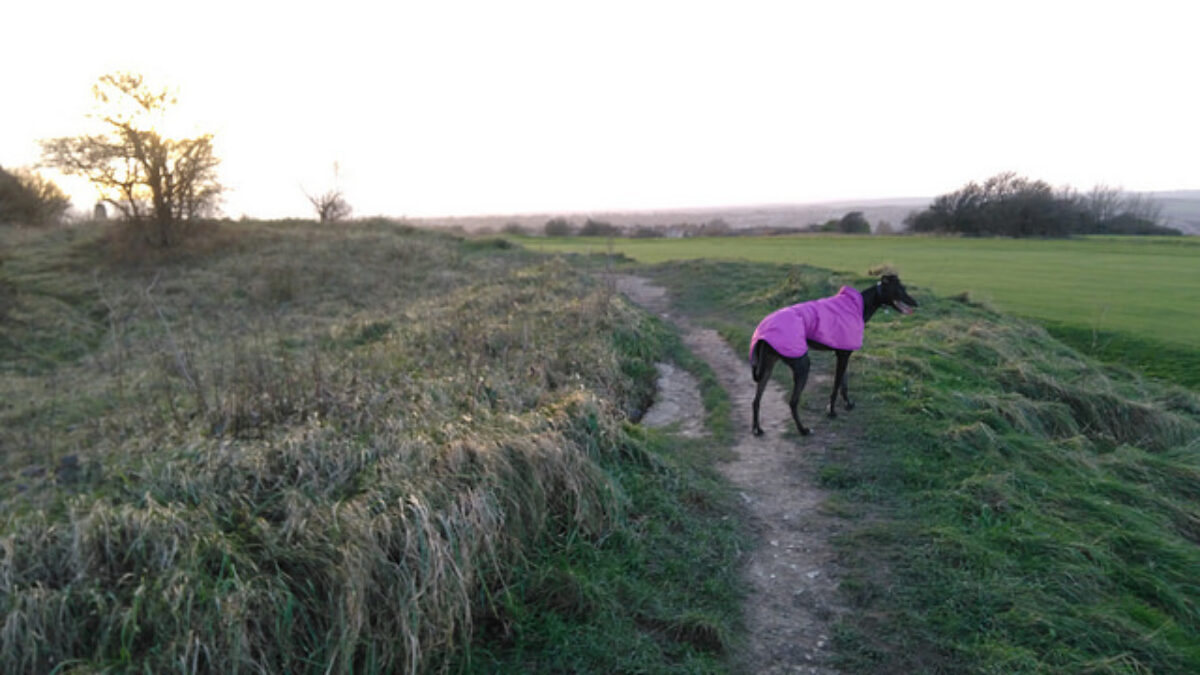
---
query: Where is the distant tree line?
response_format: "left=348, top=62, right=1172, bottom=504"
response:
left=904, top=172, right=1179, bottom=237
left=534, top=214, right=886, bottom=238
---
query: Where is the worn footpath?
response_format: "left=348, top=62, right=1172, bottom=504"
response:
left=616, top=275, right=850, bottom=675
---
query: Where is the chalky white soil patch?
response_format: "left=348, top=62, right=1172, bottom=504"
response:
left=640, top=362, right=708, bottom=438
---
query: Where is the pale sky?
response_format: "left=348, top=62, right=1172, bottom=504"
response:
left=4, top=0, right=1196, bottom=219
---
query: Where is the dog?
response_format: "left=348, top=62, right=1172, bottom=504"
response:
left=750, top=274, right=918, bottom=437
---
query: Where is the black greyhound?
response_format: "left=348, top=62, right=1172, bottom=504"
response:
left=750, top=274, right=918, bottom=437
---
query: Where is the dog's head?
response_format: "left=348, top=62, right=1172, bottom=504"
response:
left=879, top=274, right=918, bottom=315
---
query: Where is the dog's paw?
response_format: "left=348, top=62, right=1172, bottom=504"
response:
left=799, top=426, right=811, bottom=436
left=827, top=410, right=838, bottom=419
left=845, top=401, right=855, bottom=411
left=752, top=426, right=764, bottom=437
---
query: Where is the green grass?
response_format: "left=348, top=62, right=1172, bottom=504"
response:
left=8, top=220, right=1196, bottom=672
left=452, top=268, right=744, bottom=673
left=458, top=427, right=745, bottom=673
left=521, top=234, right=1200, bottom=388
left=638, top=258, right=1200, bottom=673
left=0, top=221, right=746, bottom=673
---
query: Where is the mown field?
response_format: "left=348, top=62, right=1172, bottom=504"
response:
left=0, top=221, right=745, bottom=673
left=633, top=258, right=1200, bottom=673
left=523, top=235, right=1200, bottom=388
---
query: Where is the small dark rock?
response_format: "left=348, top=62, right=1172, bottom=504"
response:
left=20, top=464, right=46, bottom=478
left=56, top=454, right=82, bottom=482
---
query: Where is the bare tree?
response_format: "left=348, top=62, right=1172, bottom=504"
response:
left=303, top=162, right=352, bottom=223
left=1120, top=192, right=1164, bottom=225
left=304, top=189, right=352, bottom=223
left=1080, top=184, right=1164, bottom=228
left=40, top=72, right=223, bottom=247
left=1082, top=184, right=1124, bottom=223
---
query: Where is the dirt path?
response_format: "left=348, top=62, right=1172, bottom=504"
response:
left=616, top=275, right=848, bottom=675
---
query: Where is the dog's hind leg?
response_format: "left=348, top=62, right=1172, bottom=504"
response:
left=787, top=355, right=812, bottom=436
left=751, top=342, right=778, bottom=437
left=839, top=351, right=856, bottom=411
left=829, top=350, right=855, bottom=417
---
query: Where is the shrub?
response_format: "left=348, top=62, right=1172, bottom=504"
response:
left=579, top=218, right=621, bottom=237
left=838, top=211, right=871, bottom=234
left=630, top=225, right=664, bottom=238
left=0, top=166, right=70, bottom=226
left=543, top=217, right=573, bottom=236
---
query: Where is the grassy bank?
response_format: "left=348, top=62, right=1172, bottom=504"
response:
left=641, top=259, right=1200, bottom=673
left=0, top=222, right=744, bottom=673
left=523, top=234, right=1200, bottom=389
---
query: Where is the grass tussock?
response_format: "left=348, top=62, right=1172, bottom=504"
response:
left=0, top=220, right=741, bottom=673
left=642, top=259, right=1200, bottom=674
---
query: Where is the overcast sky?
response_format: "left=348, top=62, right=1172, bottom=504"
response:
left=4, top=0, right=1196, bottom=219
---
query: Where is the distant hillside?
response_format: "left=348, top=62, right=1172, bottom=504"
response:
left=416, top=197, right=932, bottom=233
left=1154, top=190, right=1200, bottom=234
left=415, top=192, right=1200, bottom=235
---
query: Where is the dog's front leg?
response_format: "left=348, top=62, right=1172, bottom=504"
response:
left=828, top=350, right=853, bottom=417
left=838, top=350, right=855, bottom=412
left=788, top=355, right=812, bottom=435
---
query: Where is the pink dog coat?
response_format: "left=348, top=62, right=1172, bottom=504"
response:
left=750, top=286, right=865, bottom=360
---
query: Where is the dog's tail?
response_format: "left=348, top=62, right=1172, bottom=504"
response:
left=751, top=340, right=767, bottom=382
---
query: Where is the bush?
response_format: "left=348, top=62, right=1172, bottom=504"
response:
left=838, top=211, right=871, bottom=234
left=0, top=166, right=70, bottom=226
left=1088, top=213, right=1181, bottom=236
left=807, top=212, right=871, bottom=234
left=697, top=218, right=732, bottom=236
left=579, top=218, right=621, bottom=237
left=630, top=225, right=664, bottom=238
left=544, top=217, right=573, bottom=236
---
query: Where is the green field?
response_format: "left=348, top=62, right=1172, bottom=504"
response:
left=527, top=235, right=1200, bottom=380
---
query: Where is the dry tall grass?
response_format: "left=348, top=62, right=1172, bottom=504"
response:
left=0, top=220, right=663, bottom=672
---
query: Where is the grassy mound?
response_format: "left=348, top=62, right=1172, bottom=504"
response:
left=0, top=222, right=743, bottom=673
left=643, top=259, right=1200, bottom=673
